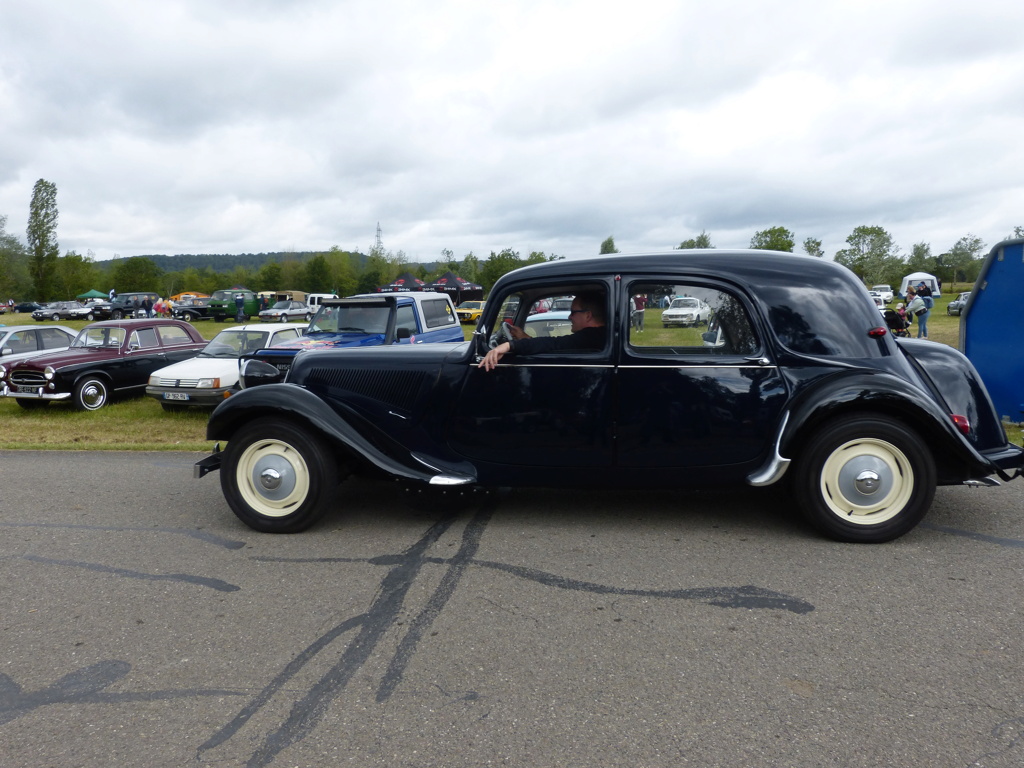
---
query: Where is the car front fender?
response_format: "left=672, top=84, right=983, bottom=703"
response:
left=204, top=383, right=469, bottom=484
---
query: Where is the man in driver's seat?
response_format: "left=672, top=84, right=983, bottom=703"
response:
left=478, top=291, right=606, bottom=371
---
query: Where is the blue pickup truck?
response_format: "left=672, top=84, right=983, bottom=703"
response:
left=247, top=292, right=463, bottom=375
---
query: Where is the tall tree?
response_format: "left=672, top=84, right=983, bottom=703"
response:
left=54, top=250, right=101, bottom=299
left=26, top=179, right=60, bottom=300
left=480, top=248, right=522, bottom=290
left=749, top=226, right=795, bottom=252
left=946, top=234, right=986, bottom=289
left=834, top=225, right=901, bottom=284
left=599, top=236, right=619, bottom=254
left=459, top=252, right=481, bottom=284
left=303, top=253, right=332, bottom=292
left=675, top=231, right=713, bottom=249
left=110, top=256, right=163, bottom=292
left=803, top=237, right=824, bottom=258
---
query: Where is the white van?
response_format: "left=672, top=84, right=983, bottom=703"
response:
left=306, top=293, right=339, bottom=308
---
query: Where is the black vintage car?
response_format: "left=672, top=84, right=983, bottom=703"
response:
left=195, top=251, right=1024, bottom=542
left=0, top=319, right=208, bottom=410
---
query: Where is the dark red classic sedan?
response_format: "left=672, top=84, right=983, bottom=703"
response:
left=0, top=319, right=207, bottom=411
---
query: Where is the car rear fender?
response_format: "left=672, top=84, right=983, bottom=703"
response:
left=779, top=369, right=995, bottom=479
left=205, top=383, right=474, bottom=484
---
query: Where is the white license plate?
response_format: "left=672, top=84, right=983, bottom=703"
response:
left=163, top=392, right=190, bottom=401
left=15, top=385, right=38, bottom=393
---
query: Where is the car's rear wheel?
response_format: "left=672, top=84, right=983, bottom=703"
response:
left=73, top=376, right=110, bottom=411
left=794, top=415, right=935, bottom=542
left=220, top=418, right=345, bottom=532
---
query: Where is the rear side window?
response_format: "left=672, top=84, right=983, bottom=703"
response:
left=422, top=299, right=456, bottom=329
left=130, top=328, right=160, bottom=349
left=158, top=325, right=194, bottom=346
left=627, top=281, right=759, bottom=356
left=38, top=328, right=72, bottom=348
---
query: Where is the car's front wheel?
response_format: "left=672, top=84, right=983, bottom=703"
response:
left=112, top=310, right=123, bottom=320
left=51, top=313, right=60, bottom=321
left=85, top=312, right=95, bottom=321
left=304, top=313, right=312, bottom=322
left=73, top=376, right=110, bottom=411
left=220, top=418, right=345, bottom=532
left=793, top=414, right=935, bottom=543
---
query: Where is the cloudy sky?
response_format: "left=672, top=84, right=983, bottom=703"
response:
left=2, top=0, right=1023, bottom=264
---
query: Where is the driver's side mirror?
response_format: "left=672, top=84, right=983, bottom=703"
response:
left=396, top=327, right=412, bottom=340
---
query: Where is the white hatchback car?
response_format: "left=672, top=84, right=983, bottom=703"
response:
left=661, top=296, right=711, bottom=327
left=145, top=323, right=301, bottom=410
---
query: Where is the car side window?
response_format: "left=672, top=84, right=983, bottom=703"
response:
left=131, top=328, right=160, bottom=349
left=627, top=281, right=759, bottom=356
left=422, top=299, right=456, bottom=329
left=274, top=328, right=299, bottom=343
left=157, top=325, right=194, bottom=346
left=395, top=305, right=419, bottom=335
left=38, top=328, right=71, bottom=348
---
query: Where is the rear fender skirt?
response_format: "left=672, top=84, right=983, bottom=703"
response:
left=780, top=371, right=994, bottom=476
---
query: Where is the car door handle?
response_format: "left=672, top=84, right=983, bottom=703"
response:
left=744, top=356, right=771, bottom=366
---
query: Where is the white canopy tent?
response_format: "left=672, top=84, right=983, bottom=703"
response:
left=899, top=272, right=941, bottom=297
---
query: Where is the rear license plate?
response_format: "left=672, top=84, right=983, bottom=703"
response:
left=163, top=392, right=189, bottom=401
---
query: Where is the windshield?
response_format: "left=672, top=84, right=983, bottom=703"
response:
left=460, top=302, right=482, bottom=309
left=72, top=327, right=125, bottom=348
left=671, top=298, right=700, bottom=309
left=270, top=301, right=292, bottom=310
left=200, top=330, right=269, bottom=357
left=309, top=305, right=391, bottom=334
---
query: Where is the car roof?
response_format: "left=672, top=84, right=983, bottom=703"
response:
left=218, top=323, right=298, bottom=332
left=1, top=324, right=78, bottom=336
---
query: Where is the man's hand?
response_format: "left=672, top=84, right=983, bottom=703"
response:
left=478, top=342, right=511, bottom=371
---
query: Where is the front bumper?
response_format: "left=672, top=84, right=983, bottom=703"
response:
left=145, top=385, right=233, bottom=408
left=1, top=384, right=71, bottom=401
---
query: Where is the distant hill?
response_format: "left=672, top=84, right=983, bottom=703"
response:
left=129, top=251, right=370, bottom=272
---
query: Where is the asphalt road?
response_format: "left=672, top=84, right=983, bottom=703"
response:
left=1, top=450, right=1022, bottom=768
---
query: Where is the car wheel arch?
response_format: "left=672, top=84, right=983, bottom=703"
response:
left=779, top=383, right=982, bottom=482
left=206, top=387, right=422, bottom=481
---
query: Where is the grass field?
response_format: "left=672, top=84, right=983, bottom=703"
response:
left=1, top=294, right=1019, bottom=450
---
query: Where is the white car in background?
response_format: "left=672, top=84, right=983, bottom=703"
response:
left=871, top=285, right=894, bottom=304
left=661, top=296, right=712, bottom=327
left=145, top=323, right=301, bottom=410
left=258, top=300, right=312, bottom=323
left=0, top=324, right=78, bottom=365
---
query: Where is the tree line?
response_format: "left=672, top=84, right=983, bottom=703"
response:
left=603, top=223, right=1024, bottom=291
left=3, top=179, right=1020, bottom=303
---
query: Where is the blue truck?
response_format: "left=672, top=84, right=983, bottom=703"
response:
left=247, top=292, right=463, bottom=375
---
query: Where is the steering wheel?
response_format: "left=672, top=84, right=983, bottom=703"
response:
left=489, top=321, right=516, bottom=349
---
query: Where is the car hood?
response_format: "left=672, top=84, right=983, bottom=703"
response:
left=265, top=332, right=391, bottom=351
left=0, top=346, right=73, bottom=366
left=7, top=346, right=123, bottom=370
left=151, top=356, right=236, bottom=381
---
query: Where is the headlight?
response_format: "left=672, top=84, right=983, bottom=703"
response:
left=44, top=366, right=55, bottom=380
left=148, top=374, right=159, bottom=386
left=0, top=364, right=6, bottom=380
left=196, top=377, right=220, bottom=388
